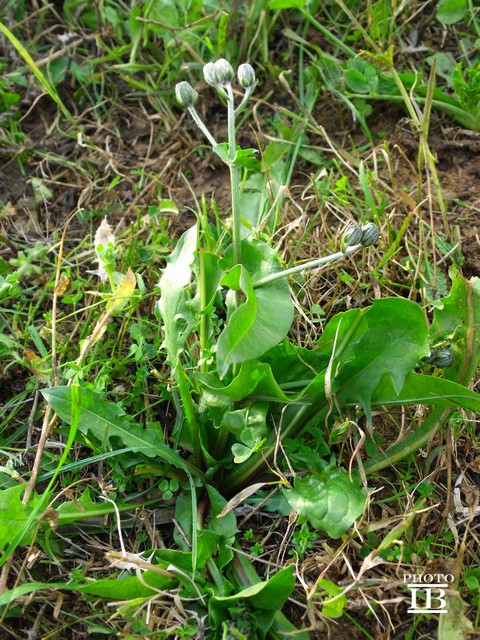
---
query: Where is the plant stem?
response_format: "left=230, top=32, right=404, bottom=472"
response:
left=198, top=251, right=207, bottom=374
left=187, top=105, right=218, bottom=148
left=226, top=83, right=242, bottom=268
left=253, top=243, right=363, bottom=288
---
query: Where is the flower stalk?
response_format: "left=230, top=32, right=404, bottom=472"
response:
left=253, top=223, right=380, bottom=288
left=175, top=59, right=257, bottom=270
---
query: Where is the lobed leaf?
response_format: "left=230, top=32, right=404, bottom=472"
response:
left=317, top=298, right=430, bottom=420
left=0, top=485, right=34, bottom=549
left=157, top=225, right=197, bottom=367
left=285, top=471, right=367, bottom=538
left=42, top=386, right=191, bottom=472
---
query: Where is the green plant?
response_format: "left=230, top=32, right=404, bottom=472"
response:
left=290, top=522, right=318, bottom=560
left=2, top=54, right=480, bottom=639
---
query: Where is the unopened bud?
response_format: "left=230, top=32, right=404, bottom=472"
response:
left=341, top=224, right=363, bottom=252
left=360, top=222, right=380, bottom=247
left=432, top=349, right=454, bottom=368
left=175, top=81, right=198, bottom=108
left=422, top=347, right=454, bottom=368
left=237, top=63, right=256, bottom=89
left=203, top=62, right=218, bottom=87
left=214, top=58, right=234, bottom=84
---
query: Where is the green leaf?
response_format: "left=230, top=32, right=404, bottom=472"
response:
left=320, top=298, right=430, bottom=420
left=157, top=225, right=197, bottom=367
left=0, top=485, right=34, bottom=549
left=42, top=386, right=191, bottom=472
left=268, top=0, right=306, bottom=8
left=371, top=371, right=480, bottom=413
left=205, top=485, right=237, bottom=569
left=315, top=579, right=347, bottom=618
left=209, top=566, right=295, bottom=636
left=284, top=471, right=367, bottom=538
left=213, top=144, right=259, bottom=168
left=0, top=570, right=174, bottom=606
left=232, top=429, right=267, bottom=463
left=344, top=60, right=379, bottom=94
left=197, top=359, right=290, bottom=402
left=430, top=274, right=480, bottom=386
left=217, top=239, right=294, bottom=376
left=436, top=0, right=467, bottom=25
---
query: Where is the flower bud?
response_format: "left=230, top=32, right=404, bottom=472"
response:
left=432, top=349, right=454, bottom=368
left=214, top=58, right=234, bottom=84
left=175, top=81, right=198, bottom=108
left=341, top=224, right=363, bottom=251
left=237, top=63, right=256, bottom=88
left=423, top=347, right=454, bottom=369
left=203, top=62, right=218, bottom=87
left=360, top=222, right=380, bottom=247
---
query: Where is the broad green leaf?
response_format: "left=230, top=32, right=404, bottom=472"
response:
left=0, top=485, right=33, bottom=548
left=197, top=359, right=290, bottom=402
left=262, top=340, right=330, bottom=387
left=42, top=386, right=191, bottom=472
left=285, top=471, right=367, bottom=538
left=205, top=485, right=237, bottom=570
left=320, top=298, right=430, bottom=420
left=0, top=571, right=174, bottom=606
left=157, top=225, right=197, bottom=367
left=209, top=566, right=295, bottom=635
left=436, top=0, right=467, bottom=24
left=430, top=274, right=480, bottom=385
left=217, top=239, right=294, bottom=376
left=371, top=371, right=480, bottom=413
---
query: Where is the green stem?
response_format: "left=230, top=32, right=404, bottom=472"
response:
left=226, top=84, right=242, bottom=268
left=253, top=244, right=363, bottom=288
left=199, top=251, right=207, bottom=374
left=299, top=7, right=356, bottom=57
left=187, top=105, right=218, bottom=148
left=389, top=65, right=450, bottom=237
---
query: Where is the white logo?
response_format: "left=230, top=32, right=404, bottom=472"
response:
left=403, top=573, right=454, bottom=614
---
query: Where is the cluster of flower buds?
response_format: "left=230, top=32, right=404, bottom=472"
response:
left=203, top=58, right=234, bottom=87
left=203, top=59, right=256, bottom=91
left=341, top=222, right=380, bottom=252
left=175, top=59, right=256, bottom=110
